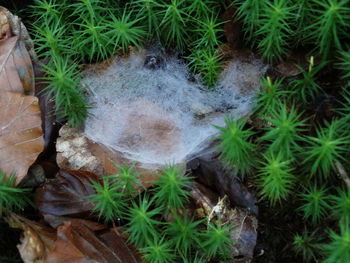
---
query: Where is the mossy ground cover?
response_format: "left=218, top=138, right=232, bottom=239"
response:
left=1, top=0, right=350, bottom=262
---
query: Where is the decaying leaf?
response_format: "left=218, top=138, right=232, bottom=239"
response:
left=6, top=213, right=56, bottom=263
left=0, top=92, right=44, bottom=184
left=188, top=153, right=258, bottom=215
left=35, top=170, right=98, bottom=218
left=46, top=220, right=143, bottom=263
left=0, top=30, right=34, bottom=93
left=190, top=183, right=258, bottom=262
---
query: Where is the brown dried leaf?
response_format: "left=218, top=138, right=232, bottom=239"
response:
left=46, top=221, right=143, bottom=263
left=35, top=170, right=99, bottom=218
left=0, top=35, right=34, bottom=93
left=0, top=8, right=11, bottom=39
left=0, top=92, right=44, bottom=184
left=6, top=213, right=56, bottom=263
left=190, top=183, right=258, bottom=261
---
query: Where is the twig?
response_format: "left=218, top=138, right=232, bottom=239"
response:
left=336, top=161, right=350, bottom=188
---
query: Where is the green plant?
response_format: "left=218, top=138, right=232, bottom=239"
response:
left=73, top=17, right=111, bottom=62
left=256, top=77, right=287, bottom=114
left=306, top=0, right=350, bottom=59
left=89, top=176, right=126, bottom=223
left=201, top=220, right=233, bottom=259
left=131, top=0, right=160, bottom=38
left=233, top=0, right=265, bottom=42
left=255, top=0, right=296, bottom=63
left=185, top=0, right=217, bottom=18
left=166, top=214, right=203, bottom=256
left=111, top=163, right=141, bottom=196
left=192, top=14, right=224, bottom=50
left=257, top=152, right=295, bottom=206
left=152, top=166, right=192, bottom=211
left=298, top=185, right=331, bottom=224
left=331, top=188, right=350, bottom=223
left=141, top=237, right=176, bottom=263
left=41, top=55, right=89, bottom=127
left=106, top=10, right=147, bottom=53
left=158, top=0, right=189, bottom=50
left=259, top=103, right=306, bottom=160
left=292, top=229, right=322, bottom=263
left=187, top=48, right=223, bottom=88
left=32, top=19, right=70, bottom=58
left=31, top=0, right=64, bottom=20
left=323, top=222, right=350, bottom=263
left=301, top=120, right=349, bottom=178
left=215, top=118, right=256, bottom=176
left=0, top=172, right=31, bottom=215
left=289, top=56, right=325, bottom=103
left=338, top=49, right=350, bottom=80
left=126, top=196, right=162, bottom=247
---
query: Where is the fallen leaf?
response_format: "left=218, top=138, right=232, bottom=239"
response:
left=0, top=91, right=44, bottom=184
left=0, top=32, right=34, bottom=93
left=222, top=6, right=242, bottom=50
left=35, top=170, right=99, bottom=218
left=6, top=213, right=56, bottom=263
left=188, top=152, right=258, bottom=215
left=190, top=183, right=258, bottom=261
left=46, top=220, right=143, bottom=263
left=0, top=8, right=11, bottom=39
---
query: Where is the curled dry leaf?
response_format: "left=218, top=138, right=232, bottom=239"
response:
left=0, top=15, right=34, bottom=93
left=0, top=92, right=44, bottom=184
left=46, top=220, right=143, bottom=263
left=188, top=153, right=258, bottom=215
left=6, top=213, right=56, bottom=263
left=35, top=170, right=99, bottom=218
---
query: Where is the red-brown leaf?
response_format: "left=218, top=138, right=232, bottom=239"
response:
left=35, top=170, right=99, bottom=218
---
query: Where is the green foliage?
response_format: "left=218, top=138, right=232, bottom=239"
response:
left=73, top=17, right=111, bottom=62
left=111, top=163, right=140, bottom=196
left=331, top=188, right=350, bottom=223
left=106, top=10, right=147, bottom=53
left=185, top=0, right=217, bottom=18
left=306, top=0, right=350, bottom=59
left=32, top=19, right=69, bottom=58
left=0, top=172, right=31, bottom=215
left=31, top=0, right=64, bottom=20
left=259, top=103, right=306, bottom=160
left=187, top=48, right=223, bottom=88
left=301, top=121, right=349, bottom=178
left=201, top=220, right=233, bottom=259
left=141, top=237, right=176, bottom=263
left=292, top=229, right=322, bottom=263
left=289, top=57, right=325, bottom=103
left=233, top=0, right=264, bottom=42
left=193, top=14, right=224, bottom=50
left=126, top=196, right=161, bottom=247
left=166, top=214, right=203, bottom=256
left=158, top=0, right=189, bottom=50
left=255, top=0, right=295, bottom=63
left=215, top=118, right=256, bottom=176
left=131, top=0, right=160, bottom=38
left=257, top=152, right=295, bottom=206
left=298, top=185, right=331, bottom=224
left=89, top=176, right=126, bottom=223
left=338, top=49, right=350, bottom=80
left=256, top=77, right=287, bottom=114
left=41, top=55, right=89, bottom=127
left=323, top=222, right=350, bottom=263
left=152, top=166, right=192, bottom=211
